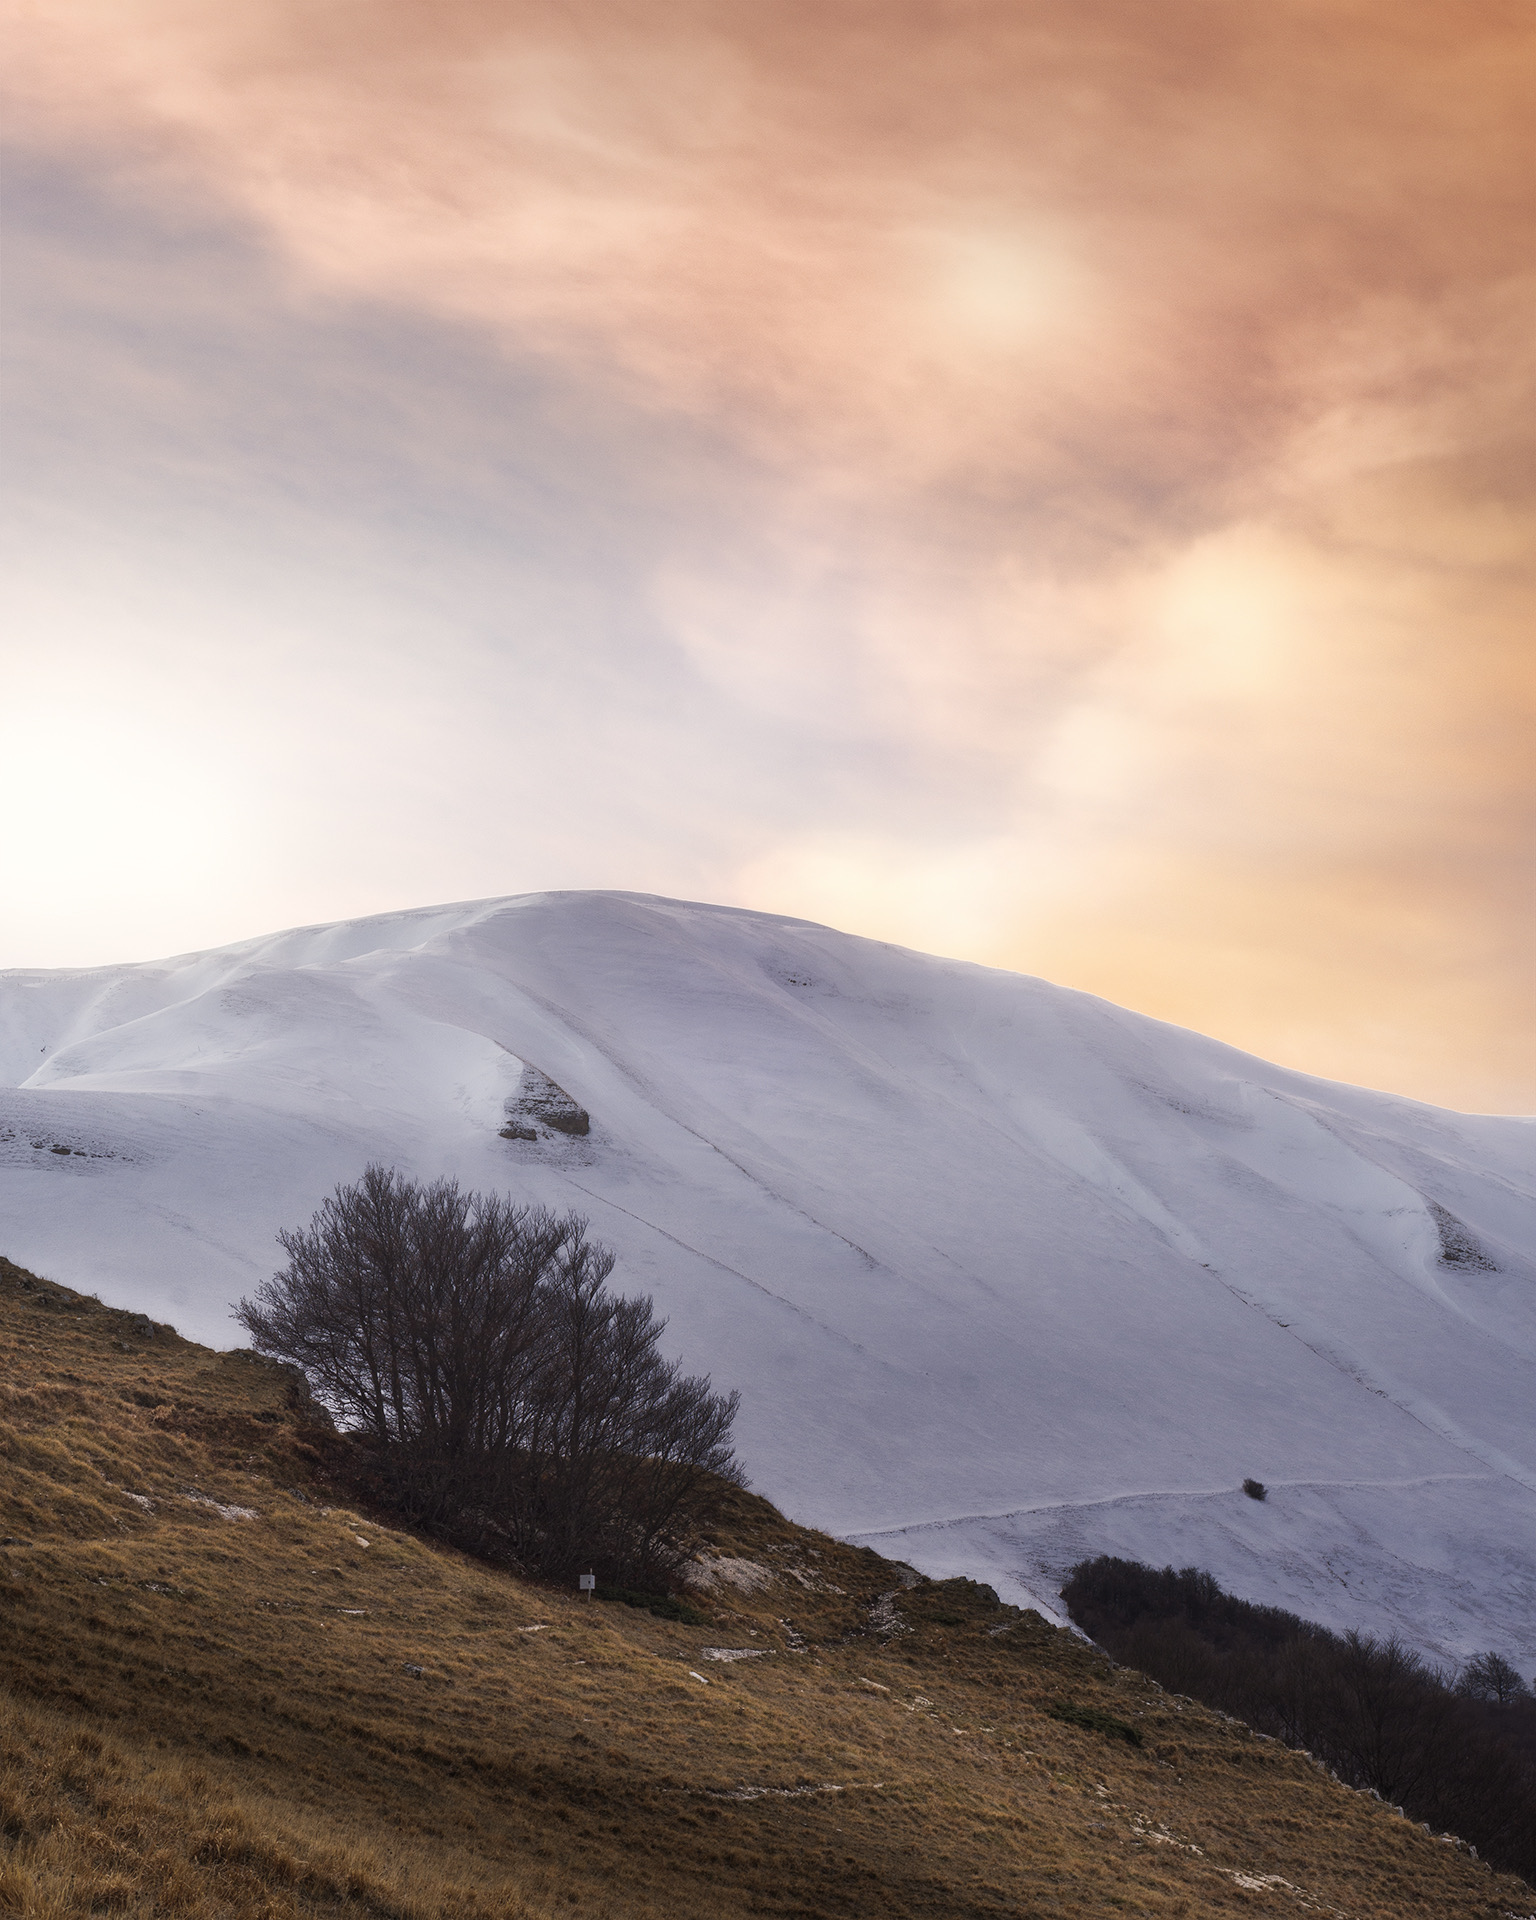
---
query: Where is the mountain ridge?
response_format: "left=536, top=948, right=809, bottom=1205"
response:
left=3, top=889, right=1533, bottom=1667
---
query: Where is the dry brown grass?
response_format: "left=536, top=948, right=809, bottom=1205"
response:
left=1, top=1253, right=1529, bottom=1919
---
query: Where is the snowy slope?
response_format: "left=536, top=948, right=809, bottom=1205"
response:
left=3, top=891, right=1533, bottom=1666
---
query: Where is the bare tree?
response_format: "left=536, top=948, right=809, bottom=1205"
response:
left=237, top=1166, right=741, bottom=1583
left=1458, top=1652, right=1531, bottom=1708
left=1323, top=1631, right=1457, bottom=1806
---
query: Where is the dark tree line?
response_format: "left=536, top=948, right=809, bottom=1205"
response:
left=237, top=1166, right=742, bottom=1586
left=1063, top=1556, right=1536, bottom=1885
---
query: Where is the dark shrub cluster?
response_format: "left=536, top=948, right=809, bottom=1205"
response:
left=594, top=1584, right=711, bottom=1625
left=237, top=1166, right=742, bottom=1588
left=1046, top=1699, right=1144, bottom=1746
left=1062, top=1555, right=1536, bottom=1885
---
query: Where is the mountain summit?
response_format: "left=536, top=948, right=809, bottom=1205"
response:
left=3, top=891, right=1532, bottom=1662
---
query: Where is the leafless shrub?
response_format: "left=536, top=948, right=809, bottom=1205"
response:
left=236, top=1166, right=741, bottom=1585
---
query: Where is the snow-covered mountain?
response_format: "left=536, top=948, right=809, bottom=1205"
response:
left=3, top=891, right=1532, bottom=1666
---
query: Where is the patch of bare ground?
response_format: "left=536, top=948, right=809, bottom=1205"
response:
left=1, top=1253, right=1528, bottom=1918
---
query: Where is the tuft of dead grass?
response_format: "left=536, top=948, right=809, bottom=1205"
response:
left=1, top=1253, right=1528, bottom=1918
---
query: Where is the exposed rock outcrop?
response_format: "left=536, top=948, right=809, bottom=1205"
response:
left=499, top=1064, right=590, bottom=1140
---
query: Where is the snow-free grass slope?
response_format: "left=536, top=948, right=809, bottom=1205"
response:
left=2, top=890, right=1532, bottom=1665
left=5, top=1254, right=1528, bottom=1920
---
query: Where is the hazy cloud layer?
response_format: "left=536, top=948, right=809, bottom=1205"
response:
left=4, top=1, right=1533, bottom=1108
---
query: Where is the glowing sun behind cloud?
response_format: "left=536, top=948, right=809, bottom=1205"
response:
left=3, top=0, right=1533, bottom=1109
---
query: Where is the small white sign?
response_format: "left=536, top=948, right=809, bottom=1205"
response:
left=578, top=1573, right=596, bottom=1592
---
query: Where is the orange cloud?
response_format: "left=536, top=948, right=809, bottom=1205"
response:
left=11, top=4, right=1528, bottom=484
left=7, top=0, right=1534, bottom=1106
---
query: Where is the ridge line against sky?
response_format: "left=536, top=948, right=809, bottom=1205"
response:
left=2, top=0, right=1533, bottom=1111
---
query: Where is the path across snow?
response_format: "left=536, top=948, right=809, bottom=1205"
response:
left=2, top=890, right=1532, bottom=1666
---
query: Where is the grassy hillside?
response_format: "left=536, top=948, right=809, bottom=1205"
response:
left=1, top=1254, right=1528, bottom=1920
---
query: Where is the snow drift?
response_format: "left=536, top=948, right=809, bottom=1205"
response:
left=2, top=891, right=1532, bottom=1665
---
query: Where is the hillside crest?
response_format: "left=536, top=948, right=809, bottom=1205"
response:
left=3, top=889, right=1534, bottom=1663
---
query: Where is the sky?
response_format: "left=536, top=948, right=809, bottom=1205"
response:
left=3, top=0, right=1533, bottom=1113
